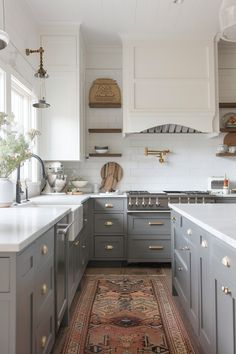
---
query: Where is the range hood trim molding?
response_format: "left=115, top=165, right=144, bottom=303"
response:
left=123, top=112, right=217, bottom=134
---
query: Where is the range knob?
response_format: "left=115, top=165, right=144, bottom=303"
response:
left=128, top=197, right=132, bottom=207
left=135, top=197, right=139, bottom=207
left=142, top=197, right=146, bottom=207
left=148, top=197, right=153, bottom=206
left=156, top=198, right=160, bottom=206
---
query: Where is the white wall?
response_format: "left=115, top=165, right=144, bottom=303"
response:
left=61, top=45, right=236, bottom=192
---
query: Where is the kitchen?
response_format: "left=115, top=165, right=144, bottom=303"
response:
left=1, top=0, right=236, bottom=353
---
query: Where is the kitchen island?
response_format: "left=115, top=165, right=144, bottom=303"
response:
left=170, top=203, right=236, bottom=354
left=0, top=206, right=71, bottom=354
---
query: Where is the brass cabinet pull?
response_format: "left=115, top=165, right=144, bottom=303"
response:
left=187, top=228, right=192, bottom=236
left=179, top=246, right=190, bottom=251
left=172, top=216, right=176, bottom=222
left=222, top=256, right=231, bottom=268
left=201, top=240, right=208, bottom=248
left=178, top=267, right=183, bottom=271
left=148, top=245, right=164, bottom=250
left=41, top=336, right=47, bottom=348
left=105, top=245, right=114, bottom=250
left=74, top=240, right=80, bottom=246
left=41, top=283, right=48, bottom=295
left=104, top=221, right=113, bottom=226
left=41, top=244, right=48, bottom=255
left=105, top=203, right=113, bottom=208
left=148, top=221, right=164, bottom=226
left=222, top=286, right=231, bottom=295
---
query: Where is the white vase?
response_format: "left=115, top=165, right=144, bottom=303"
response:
left=0, top=178, right=14, bottom=207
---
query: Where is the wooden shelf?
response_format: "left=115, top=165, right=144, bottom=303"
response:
left=88, top=128, right=122, bottom=133
left=88, top=153, right=122, bottom=157
left=216, top=153, right=236, bottom=157
left=220, top=128, right=236, bottom=132
left=219, top=103, right=236, bottom=108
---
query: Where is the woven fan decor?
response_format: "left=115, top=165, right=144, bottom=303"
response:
left=89, top=78, right=121, bottom=108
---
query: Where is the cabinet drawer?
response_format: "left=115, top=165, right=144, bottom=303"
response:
left=35, top=300, right=54, bottom=354
left=0, top=258, right=10, bottom=292
left=94, top=198, right=124, bottom=212
left=128, top=238, right=171, bottom=261
left=94, top=236, right=124, bottom=259
left=94, top=214, right=124, bottom=234
left=212, top=238, right=236, bottom=293
left=128, top=214, right=170, bottom=235
left=35, top=227, right=54, bottom=270
left=35, top=258, right=54, bottom=315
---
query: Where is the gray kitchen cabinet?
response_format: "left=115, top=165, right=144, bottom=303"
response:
left=128, top=212, right=171, bottom=263
left=94, top=198, right=125, bottom=212
left=0, top=225, right=57, bottom=354
left=198, top=230, right=214, bottom=354
left=92, top=197, right=127, bottom=261
left=172, top=214, right=199, bottom=335
left=212, top=236, right=236, bottom=354
left=171, top=210, right=236, bottom=354
left=68, top=200, right=91, bottom=307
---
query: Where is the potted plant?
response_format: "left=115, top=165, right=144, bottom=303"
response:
left=0, top=112, right=39, bottom=207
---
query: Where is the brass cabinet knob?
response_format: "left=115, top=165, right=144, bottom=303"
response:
left=74, top=240, right=80, bottom=246
left=41, top=283, right=48, bottom=295
left=41, top=244, right=48, bottom=255
left=41, top=335, right=47, bottom=348
left=187, top=228, right=192, bottom=236
left=104, top=221, right=113, bottom=226
left=84, top=218, right=88, bottom=223
left=149, top=245, right=164, bottom=250
left=222, top=256, right=231, bottom=268
left=105, top=245, right=114, bottom=250
left=178, top=267, right=183, bottom=271
left=82, top=245, right=86, bottom=249
left=201, top=240, right=208, bottom=248
left=171, top=216, right=176, bottom=222
left=105, top=203, right=113, bottom=208
left=222, top=286, right=231, bottom=295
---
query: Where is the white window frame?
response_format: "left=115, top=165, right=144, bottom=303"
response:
left=0, top=67, right=6, bottom=112
left=11, top=75, right=38, bottom=182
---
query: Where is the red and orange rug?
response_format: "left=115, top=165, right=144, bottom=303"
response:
left=59, top=276, right=194, bottom=354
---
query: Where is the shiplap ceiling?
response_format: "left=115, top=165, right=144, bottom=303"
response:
left=23, top=0, right=223, bottom=44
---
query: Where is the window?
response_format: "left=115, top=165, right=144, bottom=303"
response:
left=0, top=67, right=6, bottom=111
left=11, top=76, right=38, bottom=181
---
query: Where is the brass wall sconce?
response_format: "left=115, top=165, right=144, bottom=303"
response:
left=144, top=147, right=170, bottom=163
left=26, top=46, right=50, bottom=108
left=26, top=47, right=49, bottom=78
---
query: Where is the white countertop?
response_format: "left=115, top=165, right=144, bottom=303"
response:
left=0, top=207, right=70, bottom=252
left=169, top=203, right=236, bottom=249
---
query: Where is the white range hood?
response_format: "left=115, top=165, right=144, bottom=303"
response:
left=219, top=0, right=236, bottom=42
left=122, top=39, right=218, bottom=134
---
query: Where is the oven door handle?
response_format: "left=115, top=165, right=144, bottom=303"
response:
left=56, top=222, right=73, bottom=236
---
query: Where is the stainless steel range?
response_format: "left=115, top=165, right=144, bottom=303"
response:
left=127, top=191, right=215, bottom=211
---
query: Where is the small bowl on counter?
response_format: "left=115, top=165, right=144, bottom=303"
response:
left=94, top=146, right=109, bottom=154
left=71, top=180, right=88, bottom=188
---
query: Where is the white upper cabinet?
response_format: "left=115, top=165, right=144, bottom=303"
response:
left=123, top=40, right=218, bottom=133
left=218, top=41, right=236, bottom=103
left=39, top=25, right=85, bottom=161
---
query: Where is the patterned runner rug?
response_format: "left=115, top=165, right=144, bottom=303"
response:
left=60, top=276, right=194, bottom=354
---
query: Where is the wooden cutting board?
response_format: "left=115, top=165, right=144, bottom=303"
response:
left=100, top=162, right=123, bottom=192
left=224, top=133, right=236, bottom=146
